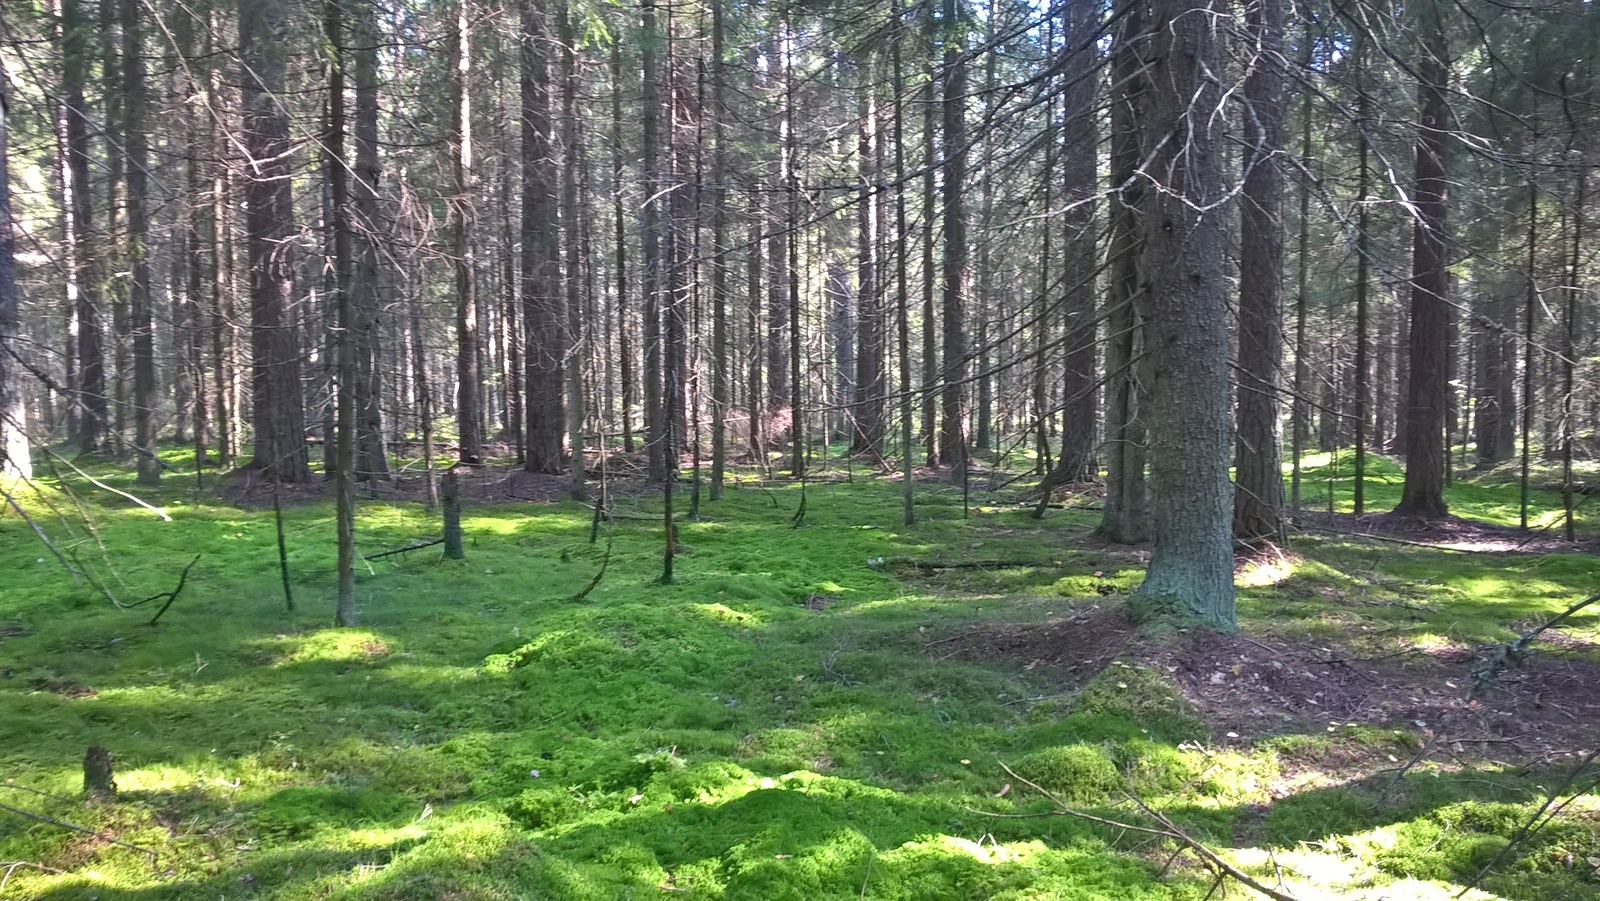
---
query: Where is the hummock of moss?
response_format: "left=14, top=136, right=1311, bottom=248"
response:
left=1, top=445, right=1597, bottom=899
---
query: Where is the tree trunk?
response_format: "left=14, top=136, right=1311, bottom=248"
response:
left=240, top=0, right=310, bottom=482
left=0, top=18, right=30, bottom=479
left=1099, top=0, right=1149, bottom=544
left=124, top=0, right=158, bottom=485
left=451, top=1, right=483, bottom=465
left=1394, top=0, right=1451, bottom=519
left=1129, top=0, right=1236, bottom=631
left=1057, top=0, right=1099, bottom=483
left=61, top=0, right=105, bottom=456
left=939, top=0, right=969, bottom=475
left=326, top=0, right=357, bottom=626
left=560, top=1, right=586, bottom=499
left=1233, top=0, right=1286, bottom=542
left=523, top=0, right=564, bottom=474
left=352, top=0, right=389, bottom=480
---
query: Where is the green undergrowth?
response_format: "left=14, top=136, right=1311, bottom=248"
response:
left=1, top=448, right=1597, bottom=899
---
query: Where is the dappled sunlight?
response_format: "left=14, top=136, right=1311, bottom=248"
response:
left=686, top=601, right=766, bottom=627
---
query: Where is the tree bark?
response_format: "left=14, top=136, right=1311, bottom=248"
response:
left=523, top=0, right=564, bottom=474
left=240, top=0, right=310, bottom=482
left=1233, top=0, right=1286, bottom=542
left=1394, top=0, right=1451, bottom=519
left=1130, top=0, right=1236, bottom=631
left=124, top=0, right=158, bottom=485
left=0, top=23, right=29, bottom=479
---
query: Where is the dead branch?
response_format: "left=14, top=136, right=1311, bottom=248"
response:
left=362, top=537, right=444, bottom=560
left=0, top=800, right=159, bottom=860
left=145, top=555, right=200, bottom=625
left=986, top=761, right=1303, bottom=901
left=0, top=480, right=83, bottom=585
left=1472, top=593, right=1600, bottom=696
left=41, top=448, right=171, bottom=521
left=1460, top=747, right=1600, bottom=896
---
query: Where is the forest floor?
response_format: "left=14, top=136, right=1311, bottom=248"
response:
left=2, top=447, right=1598, bottom=900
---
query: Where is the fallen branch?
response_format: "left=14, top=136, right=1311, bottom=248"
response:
left=0, top=800, right=159, bottom=860
left=362, top=537, right=445, bottom=561
left=986, top=761, right=1303, bottom=901
left=1460, top=747, right=1600, bottom=896
left=145, top=555, right=200, bottom=625
left=0, top=481, right=83, bottom=585
left=879, top=557, right=1066, bottom=572
left=41, top=448, right=171, bottom=521
left=1472, top=593, right=1600, bottom=696
left=1, top=860, right=65, bottom=894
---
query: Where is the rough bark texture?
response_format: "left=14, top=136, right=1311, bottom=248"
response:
left=1057, top=0, right=1099, bottom=483
left=352, top=0, right=389, bottom=480
left=0, top=38, right=28, bottom=480
left=326, top=0, right=357, bottom=627
left=522, top=0, right=564, bottom=474
left=451, top=2, right=483, bottom=465
left=1129, top=0, right=1237, bottom=632
left=1395, top=0, right=1450, bottom=519
left=240, top=0, right=310, bottom=482
left=852, top=70, right=885, bottom=456
left=938, top=0, right=969, bottom=474
left=62, top=0, right=105, bottom=456
left=1098, top=0, right=1148, bottom=544
left=1233, top=0, right=1286, bottom=543
left=124, top=0, right=158, bottom=486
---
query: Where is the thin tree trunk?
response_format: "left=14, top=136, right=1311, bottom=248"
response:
left=452, top=1, right=483, bottom=464
left=124, top=0, right=158, bottom=485
left=326, top=0, right=357, bottom=626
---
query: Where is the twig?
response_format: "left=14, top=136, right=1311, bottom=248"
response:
left=1, top=861, right=65, bottom=893
left=362, top=537, right=444, bottom=560
left=1375, top=735, right=1438, bottom=807
left=273, top=488, right=294, bottom=612
left=41, top=448, right=171, bottom=521
left=0, top=800, right=159, bottom=860
left=1123, top=793, right=1303, bottom=901
left=1460, top=747, right=1600, bottom=896
left=1472, top=593, right=1600, bottom=696
left=573, top=512, right=617, bottom=601
left=0, top=480, right=83, bottom=585
left=146, top=555, right=201, bottom=625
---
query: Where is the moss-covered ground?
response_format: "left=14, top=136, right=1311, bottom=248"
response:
left=1, top=447, right=1597, bottom=899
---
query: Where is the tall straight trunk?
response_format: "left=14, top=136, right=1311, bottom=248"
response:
left=893, top=32, right=914, bottom=523
left=1473, top=225, right=1516, bottom=467
left=764, top=41, right=790, bottom=447
left=124, top=0, right=158, bottom=485
left=1058, top=0, right=1098, bottom=482
left=974, top=25, right=995, bottom=453
left=1519, top=182, right=1537, bottom=527
left=560, top=1, right=586, bottom=499
left=103, top=0, right=128, bottom=449
left=0, top=4, right=29, bottom=478
left=1352, top=38, right=1370, bottom=514
left=240, top=0, right=310, bottom=481
left=1131, top=0, right=1235, bottom=631
left=523, top=0, right=564, bottom=473
left=452, top=2, right=483, bottom=464
left=746, top=197, right=765, bottom=460
left=784, top=28, right=803, bottom=478
left=829, top=259, right=855, bottom=441
left=938, top=0, right=969, bottom=474
left=1234, top=0, right=1286, bottom=540
left=612, top=40, right=634, bottom=452
left=326, top=0, right=357, bottom=625
left=61, top=0, right=105, bottom=455
left=1099, top=0, right=1149, bottom=543
left=709, top=0, right=728, bottom=495
left=174, top=6, right=207, bottom=468
left=1394, top=0, right=1450, bottom=518
left=663, top=7, right=690, bottom=477
left=352, top=0, right=389, bottom=480
left=641, top=0, right=666, bottom=479
left=852, top=61, right=884, bottom=455
left=920, top=68, right=938, bottom=466
left=1563, top=168, right=1583, bottom=542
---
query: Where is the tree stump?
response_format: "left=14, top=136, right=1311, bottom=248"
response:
left=83, top=745, right=115, bottom=796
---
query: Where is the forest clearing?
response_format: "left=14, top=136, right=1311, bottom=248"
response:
left=1, top=449, right=1597, bottom=900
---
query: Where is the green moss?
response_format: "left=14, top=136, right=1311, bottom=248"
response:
left=3, top=456, right=1597, bottom=900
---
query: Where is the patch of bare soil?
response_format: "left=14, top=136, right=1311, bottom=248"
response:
left=1300, top=510, right=1596, bottom=555
left=936, top=605, right=1600, bottom=766
left=932, top=604, right=1138, bottom=684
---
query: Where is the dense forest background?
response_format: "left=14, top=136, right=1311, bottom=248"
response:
left=0, top=0, right=1595, bottom=622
